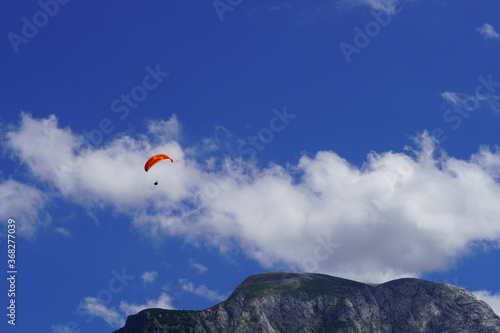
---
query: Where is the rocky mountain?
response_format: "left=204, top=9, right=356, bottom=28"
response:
left=113, top=272, right=500, bottom=333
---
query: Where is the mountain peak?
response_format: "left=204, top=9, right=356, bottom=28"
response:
left=228, top=272, right=367, bottom=300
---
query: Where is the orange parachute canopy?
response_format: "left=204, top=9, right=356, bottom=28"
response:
left=144, top=154, right=174, bottom=172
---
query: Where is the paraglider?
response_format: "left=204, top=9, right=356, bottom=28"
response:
left=145, top=154, right=173, bottom=185
left=144, top=154, right=174, bottom=172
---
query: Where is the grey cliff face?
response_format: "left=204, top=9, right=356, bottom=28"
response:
left=113, top=272, right=500, bottom=333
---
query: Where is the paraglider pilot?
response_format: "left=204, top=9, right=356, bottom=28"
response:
left=145, top=154, right=173, bottom=187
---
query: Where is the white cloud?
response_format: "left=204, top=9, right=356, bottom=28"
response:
left=189, top=259, right=208, bottom=274
left=476, top=23, right=500, bottom=40
left=441, top=91, right=500, bottom=114
left=341, top=0, right=403, bottom=14
left=179, top=279, right=226, bottom=301
left=0, top=179, right=48, bottom=238
left=472, top=146, right=500, bottom=179
left=473, top=290, right=500, bottom=316
left=5, top=112, right=192, bottom=209
left=55, top=227, right=71, bottom=237
left=6, top=113, right=83, bottom=194
left=50, top=324, right=79, bottom=333
left=260, top=0, right=402, bottom=25
left=120, top=292, right=174, bottom=315
left=79, top=297, right=124, bottom=327
left=5, top=113, right=500, bottom=283
left=363, top=0, right=401, bottom=13
left=146, top=115, right=182, bottom=143
left=140, top=271, right=158, bottom=284
left=78, top=292, right=174, bottom=328
left=441, top=92, right=462, bottom=106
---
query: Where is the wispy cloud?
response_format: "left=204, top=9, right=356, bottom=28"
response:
left=360, top=0, right=402, bottom=13
left=339, top=0, right=403, bottom=14
left=5, top=113, right=500, bottom=283
left=259, top=0, right=402, bottom=25
left=476, top=23, right=500, bottom=40
left=50, top=324, right=79, bottom=333
left=179, top=279, right=226, bottom=302
left=77, top=292, right=174, bottom=328
left=189, top=259, right=208, bottom=274
left=55, top=227, right=71, bottom=237
left=441, top=90, right=500, bottom=114
left=441, top=91, right=462, bottom=105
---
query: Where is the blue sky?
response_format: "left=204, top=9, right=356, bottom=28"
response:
left=2, top=0, right=500, bottom=331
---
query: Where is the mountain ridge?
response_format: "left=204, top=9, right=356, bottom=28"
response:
left=114, top=272, right=500, bottom=333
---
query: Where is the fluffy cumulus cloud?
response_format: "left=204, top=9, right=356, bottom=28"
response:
left=140, top=271, right=158, bottom=284
left=4, top=112, right=191, bottom=209
left=476, top=23, right=500, bottom=40
left=0, top=179, right=48, bottom=237
left=4, top=113, right=500, bottom=282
